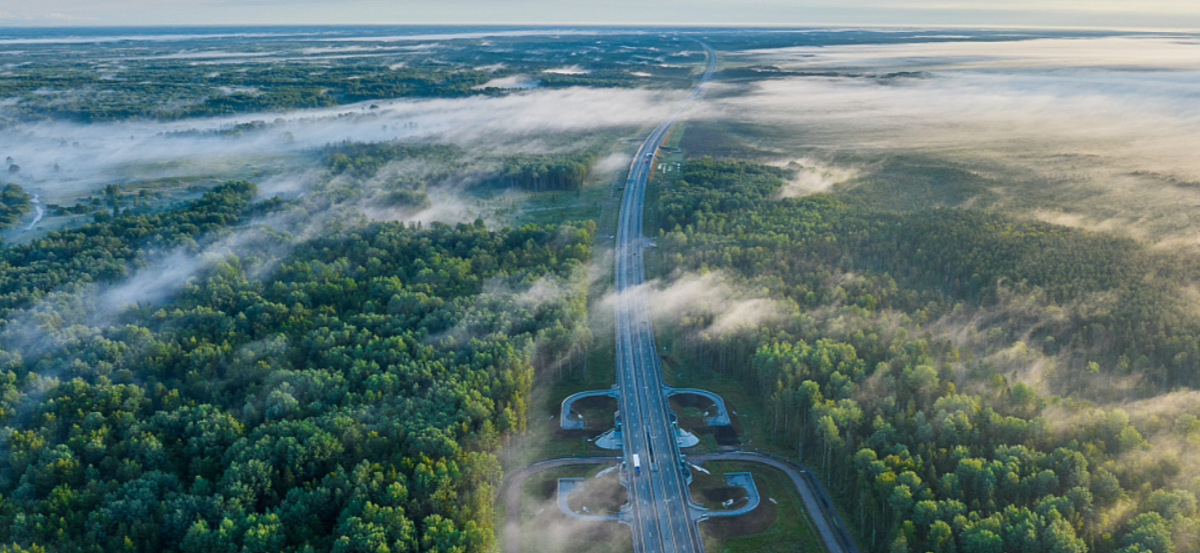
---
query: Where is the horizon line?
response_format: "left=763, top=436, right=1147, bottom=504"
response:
left=0, top=22, right=1198, bottom=34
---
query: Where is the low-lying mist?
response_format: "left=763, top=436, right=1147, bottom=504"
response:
left=598, top=271, right=788, bottom=339
left=0, top=86, right=681, bottom=201
left=701, top=35, right=1200, bottom=246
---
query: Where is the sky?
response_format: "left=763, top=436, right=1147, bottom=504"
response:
left=0, top=0, right=1198, bottom=31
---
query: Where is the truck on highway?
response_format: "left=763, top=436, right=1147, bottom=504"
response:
left=632, top=454, right=641, bottom=475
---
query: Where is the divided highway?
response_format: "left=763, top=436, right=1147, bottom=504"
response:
left=613, top=42, right=716, bottom=553
left=500, top=39, right=857, bottom=553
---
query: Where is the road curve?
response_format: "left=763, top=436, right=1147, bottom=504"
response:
left=502, top=456, right=622, bottom=553
left=690, top=452, right=856, bottom=553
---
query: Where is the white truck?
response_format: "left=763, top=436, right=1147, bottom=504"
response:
left=632, top=454, right=641, bottom=475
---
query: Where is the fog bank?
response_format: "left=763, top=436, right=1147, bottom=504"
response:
left=703, top=36, right=1200, bottom=244
left=0, top=86, right=681, bottom=201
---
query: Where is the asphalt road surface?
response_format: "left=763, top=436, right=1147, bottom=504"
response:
left=613, top=41, right=716, bottom=553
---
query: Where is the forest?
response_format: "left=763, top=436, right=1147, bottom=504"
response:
left=495, top=152, right=599, bottom=192
left=655, top=157, right=1200, bottom=553
left=0, top=165, right=593, bottom=552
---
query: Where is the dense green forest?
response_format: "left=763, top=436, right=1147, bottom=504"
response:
left=495, top=152, right=599, bottom=192
left=0, top=172, right=593, bottom=552
left=656, top=158, right=1200, bottom=553
left=0, top=182, right=258, bottom=316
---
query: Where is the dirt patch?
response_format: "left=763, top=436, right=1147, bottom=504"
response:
left=690, top=468, right=742, bottom=509
left=701, top=485, right=745, bottom=505
left=713, top=425, right=740, bottom=446
left=701, top=497, right=776, bottom=539
left=669, top=393, right=713, bottom=410
left=573, top=395, right=616, bottom=412
left=669, top=394, right=713, bottom=429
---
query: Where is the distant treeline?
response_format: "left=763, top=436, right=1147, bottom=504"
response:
left=0, top=65, right=494, bottom=122
left=1, top=40, right=699, bottom=123
left=539, top=67, right=694, bottom=89
left=496, top=151, right=599, bottom=192
left=324, top=141, right=462, bottom=179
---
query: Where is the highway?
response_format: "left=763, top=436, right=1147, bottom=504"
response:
left=501, top=42, right=857, bottom=553
left=613, top=41, right=716, bottom=553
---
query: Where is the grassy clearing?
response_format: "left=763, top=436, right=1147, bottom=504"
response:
left=501, top=131, right=637, bottom=231
left=693, top=461, right=827, bottom=553
left=507, top=183, right=613, bottom=228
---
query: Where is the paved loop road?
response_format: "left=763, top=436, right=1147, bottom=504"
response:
left=502, top=457, right=622, bottom=553
left=691, top=452, right=855, bottom=553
